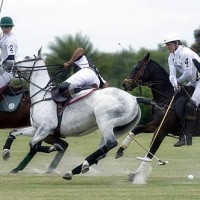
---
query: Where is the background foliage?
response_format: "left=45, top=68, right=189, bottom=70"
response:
left=44, top=27, right=200, bottom=123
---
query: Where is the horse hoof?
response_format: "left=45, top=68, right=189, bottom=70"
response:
left=45, top=169, right=53, bottom=174
left=10, top=168, right=19, bottom=173
left=3, top=149, right=10, bottom=161
left=128, top=172, right=137, bottom=182
left=81, top=160, right=89, bottom=174
left=115, top=148, right=124, bottom=159
left=62, top=172, right=73, bottom=180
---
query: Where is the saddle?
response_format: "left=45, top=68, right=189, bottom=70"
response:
left=51, top=86, right=96, bottom=103
left=51, top=87, right=82, bottom=103
left=51, top=86, right=97, bottom=137
left=0, top=85, right=26, bottom=112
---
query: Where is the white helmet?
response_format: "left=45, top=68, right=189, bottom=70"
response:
left=163, top=32, right=180, bottom=44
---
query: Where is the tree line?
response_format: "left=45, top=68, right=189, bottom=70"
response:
left=45, top=27, right=200, bottom=123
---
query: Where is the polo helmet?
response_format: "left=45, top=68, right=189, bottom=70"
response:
left=163, top=32, right=180, bottom=44
left=0, top=16, right=14, bottom=27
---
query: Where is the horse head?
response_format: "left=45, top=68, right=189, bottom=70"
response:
left=14, top=48, right=46, bottom=80
left=122, top=53, right=151, bottom=91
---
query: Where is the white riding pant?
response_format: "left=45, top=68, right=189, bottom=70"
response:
left=190, top=80, right=200, bottom=106
left=0, top=71, right=13, bottom=89
left=65, top=68, right=100, bottom=88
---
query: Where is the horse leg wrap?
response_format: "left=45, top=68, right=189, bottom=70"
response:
left=3, top=134, right=16, bottom=150
left=71, top=164, right=83, bottom=175
left=120, top=132, right=135, bottom=149
left=30, top=141, right=42, bottom=152
left=85, top=145, right=109, bottom=165
left=48, top=139, right=69, bottom=153
left=70, top=144, right=116, bottom=176
left=115, top=132, right=134, bottom=159
left=38, top=146, right=53, bottom=153
left=69, top=146, right=109, bottom=176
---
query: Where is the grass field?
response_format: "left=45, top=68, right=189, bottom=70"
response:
left=0, top=129, right=200, bottom=200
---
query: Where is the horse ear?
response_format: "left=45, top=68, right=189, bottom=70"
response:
left=37, top=46, right=42, bottom=58
left=144, top=52, right=150, bottom=62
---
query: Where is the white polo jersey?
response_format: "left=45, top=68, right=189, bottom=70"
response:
left=169, top=45, right=200, bottom=87
left=0, top=32, right=18, bottom=62
left=168, top=45, right=200, bottom=105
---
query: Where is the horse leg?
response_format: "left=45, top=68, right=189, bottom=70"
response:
left=10, top=142, right=42, bottom=173
left=11, top=137, right=68, bottom=173
left=116, top=100, right=164, bottom=159
left=63, top=141, right=117, bottom=180
left=128, top=133, right=166, bottom=182
left=3, top=126, right=36, bottom=160
left=45, top=138, right=69, bottom=173
left=115, top=120, right=159, bottom=159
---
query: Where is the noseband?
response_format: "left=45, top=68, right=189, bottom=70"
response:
left=124, top=59, right=150, bottom=88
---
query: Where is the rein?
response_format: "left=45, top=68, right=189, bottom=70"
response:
left=125, top=59, right=170, bottom=100
left=124, top=60, right=148, bottom=86
left=15, top=58, right=64, bottom=107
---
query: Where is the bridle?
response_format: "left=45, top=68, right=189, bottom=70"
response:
left=14, top=57, right=59, bottom=107
left=124, top=60, right=149, bottom=88
left=124, top=58, right=170, bottom=100
left=14, top=57, right=64, bottom=94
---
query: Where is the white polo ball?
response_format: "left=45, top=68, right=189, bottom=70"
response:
left=188, top=175, right=194, bottom=180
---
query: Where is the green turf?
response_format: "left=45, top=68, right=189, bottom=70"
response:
left=0, top=129, right=200, bottom=200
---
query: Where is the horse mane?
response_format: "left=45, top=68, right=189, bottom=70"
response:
left=149, top=59, right=169, bottom=78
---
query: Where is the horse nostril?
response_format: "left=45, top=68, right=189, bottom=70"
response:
left=122, top=83, right=125, bottom=89
left=122, top=83, right=128, bottom=91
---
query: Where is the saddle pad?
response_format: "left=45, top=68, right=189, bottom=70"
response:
left=0, top=93, right=23, bottom=112
left=67, top=88, right=96, bottom=105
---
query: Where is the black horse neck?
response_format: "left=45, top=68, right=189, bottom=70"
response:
left=147, top=60, right=174, bottom=104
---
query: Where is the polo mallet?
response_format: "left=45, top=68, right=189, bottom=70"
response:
left=137, top=92, right=177, bottom=165
left=0, top=0, right=3, bottom=14
left=133, top=137, right=168, bottom=165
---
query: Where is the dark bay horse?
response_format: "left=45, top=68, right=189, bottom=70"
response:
left=116, top=53, right=199, bottom=180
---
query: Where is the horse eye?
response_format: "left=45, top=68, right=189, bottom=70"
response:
left=135, top=65, right=140, bottom=70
